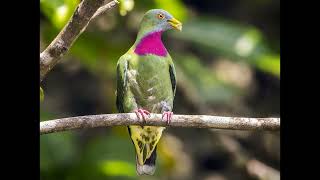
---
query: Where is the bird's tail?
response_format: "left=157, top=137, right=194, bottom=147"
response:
left=136, top=147, right=157, bottom=175
left=128, top=126, right=164, bottom=175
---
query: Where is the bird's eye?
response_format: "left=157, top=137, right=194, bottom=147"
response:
left=157, top=13, right=164, bottom=19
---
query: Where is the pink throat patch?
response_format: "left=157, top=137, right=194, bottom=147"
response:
left=134, top=31, right=167, bottom=57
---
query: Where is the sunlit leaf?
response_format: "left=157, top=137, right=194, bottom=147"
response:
left=100, top=160, right=136, bottom=177
left=40, top=0, right=80, bottom=28
left=255, top=54, right=280, bottom=76
left=234, top=29, right=261, bottom=58
left=154, top=0, right=187, bottom=21
left=40, top=87, right=44, bottom=102
left=119, top=0, right=135, bottom=16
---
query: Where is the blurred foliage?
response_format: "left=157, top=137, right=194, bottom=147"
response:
left=175, top=54, right=241, bottom=105
left=172, top=18, right=280, bottom=77
left=40, top=132, right=76, bottom=171
left=40, top=0, right=280, bottom=179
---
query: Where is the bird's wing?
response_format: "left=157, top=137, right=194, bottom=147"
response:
left=116, top=54, right=129, bottom=113
left=168, top=56, right=177, bottom=97
left=169, top=62, right=177, bottom=97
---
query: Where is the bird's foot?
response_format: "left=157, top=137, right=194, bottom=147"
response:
left=134, top=108, right=151, bottom=122
left=162, top=111, right=173, bottom=124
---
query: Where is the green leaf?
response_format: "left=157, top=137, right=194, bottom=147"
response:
left=100, top=160, right=136, bottom=177
left=119, top=0, right=134, bottom=16
left=154, top=0, right=188, bottom=21
left=40, top=87, right=44, bottom=102
left=255, top=54, right=280, bottom=77
left=40, top=0, right=80, bottom=29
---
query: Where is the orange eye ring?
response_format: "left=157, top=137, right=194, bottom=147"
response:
left=157, top=13, right=164, bottom=19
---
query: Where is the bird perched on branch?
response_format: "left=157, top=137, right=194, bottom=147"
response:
left=116, top=9, right=182, bottom=175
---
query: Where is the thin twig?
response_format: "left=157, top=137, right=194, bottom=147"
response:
left=40, top=0, right=119, bottom=82
left=92, top=0, right=119, bottom=19
left=40, top=113, right=280, bottom=135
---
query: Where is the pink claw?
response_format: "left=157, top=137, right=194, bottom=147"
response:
left=162, top=111, right=173, bottom=124
left=134, top=108, right=151, bottom=121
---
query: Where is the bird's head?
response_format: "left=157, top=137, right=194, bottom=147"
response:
left=139, top=9, right=182, bottom=33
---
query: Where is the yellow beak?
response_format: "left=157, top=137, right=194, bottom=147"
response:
left=167, top=18, right=182, bottom=31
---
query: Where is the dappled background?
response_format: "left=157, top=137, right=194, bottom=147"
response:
left=40, top=0, right=280, bottom=179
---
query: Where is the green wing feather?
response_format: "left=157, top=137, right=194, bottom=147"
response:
left=116, top=55, right=127, bottom=113
left=169, top=60, right=177, bottom=97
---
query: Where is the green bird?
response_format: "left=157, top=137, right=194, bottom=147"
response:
left=116, top=9, right=182, bottom=175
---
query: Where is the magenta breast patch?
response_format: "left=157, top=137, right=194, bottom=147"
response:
left=134, top=31, right=168, bottom=57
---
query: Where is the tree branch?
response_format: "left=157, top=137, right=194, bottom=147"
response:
left=40, top=113, right=280, bottom=135
left=40, top=0, right=119, bottom=82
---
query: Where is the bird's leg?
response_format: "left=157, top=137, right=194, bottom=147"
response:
left=162, top=111, right=173, bottom=124
left=134, top=108, right=151, bottom=122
